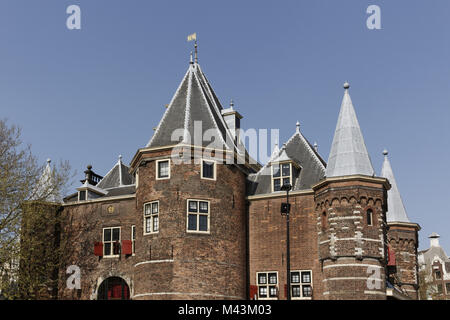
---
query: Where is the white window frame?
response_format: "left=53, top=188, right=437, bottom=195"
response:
left=256, top=271, right=278, bottom=300
left=131, top=225, right=136, bottom=255
left=186, top=199, right=210, bottom=234
left=156, top=159, right=171, bottom=180
left=201, top=159, right=217, bottom=181
left=143, top=201, right=159, bottom=235
left=290, top=270, right=313, bottom=300
left=78, top=189, right=87, bottom=201
left=102, top=227, right=121, bottom=258
left=271, top=162, right=292, bottom=192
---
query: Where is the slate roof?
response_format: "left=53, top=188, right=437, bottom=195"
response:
left=146, top=61, right=238, bottom=152
left=380, top=151, right=410, bottom=223
left=96, top=156, right=134, bottom=189
left=326, top=83, right=375, bottom=177
left=248, top=125, right=326, bottom=196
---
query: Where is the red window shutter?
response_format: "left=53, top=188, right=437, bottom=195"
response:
left=388, top=246, right=396, bottom=266
left=122, top=240, right=133, bottom=255
left=94, top=242, right=103, bottom=256
left=249, top=285, right=258, bottom=300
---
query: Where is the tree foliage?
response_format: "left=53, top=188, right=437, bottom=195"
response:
left=0, top=119, right=72, bottom=299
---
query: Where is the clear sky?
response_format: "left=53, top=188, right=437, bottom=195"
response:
left=1, top=0, right=449, bottom=253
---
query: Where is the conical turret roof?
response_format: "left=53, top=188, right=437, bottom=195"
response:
left=381, top=150, right=410, bottom=223
left=146, top=60, right=238, bottom=152
left=326, top=83, right=375, bottom=177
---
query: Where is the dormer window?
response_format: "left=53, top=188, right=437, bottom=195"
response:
left=78, top=190, right=86, bottom=201
left=272, top=163, right=292, bottom=192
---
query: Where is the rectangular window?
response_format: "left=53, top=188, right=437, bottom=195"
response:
left=103, top=227, right=121, bottom=257
left=79, top=190, right=86, bottom=201
left=156, top=159, right=170, bottom=179
left=257, top=272, right=278, bottom=300
left=144, top=201, right=159, bottom=234
left=201, top=160, right=216, bottom=180
left=272, top=163, right=291, bottom=192
left=446, top=283, right=450, bottom=294
left=186, top=200, right=210, bottom=233
left=291, top=270, right=312, bottom=299
left=435, top=270, right=442, bottom=280
left=131, top=225, right=136, bottom=254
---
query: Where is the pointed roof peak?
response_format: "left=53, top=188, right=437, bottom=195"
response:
left=296, top=121, right=300, bottom=133
left=381, top=150, right=410, bottom=223
left=325, top=83, right=375, bottom=177
left=146, top=59, right=239, bottom=152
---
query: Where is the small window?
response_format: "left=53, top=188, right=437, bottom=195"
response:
left=144, top=201, right=159, bottom=234
left=367, top=209, right=373, bottom=226
left=321, top=212, right=327, bottom=230
left=435, top=270, right=442, bottom=280
left=79, top=190, right=86, bottom=201
left=156, top=160, right=170, bottom=179
left=257, top=272, right=278, bottom=299
left=291, top=270, right=312, bottom=299
left=187, top=200, right=210, bottom=233
left=437, top=284, right=443, bottom=294
left=103, top=227, right=120, bottom=257
left=201, top=160, right=216, bottom=180
left=272, top=163, right=291, bottom=192
left=131, top=225, right=136, bottom=254
left=446, top=283, right=450, bottom=294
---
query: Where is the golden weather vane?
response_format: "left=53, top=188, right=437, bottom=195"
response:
left=187, top=33, right=198, bottom=63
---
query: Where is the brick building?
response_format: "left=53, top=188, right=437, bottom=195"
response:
left=26, top=50, right=421, bottom=300
left=418, top=233, right=450, bottom=299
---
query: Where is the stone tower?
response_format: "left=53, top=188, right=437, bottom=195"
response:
left=127, top=57, right=257, bottom=299
left=381, top=150, right=420, bottom=299
left=313, top=83, right=390, bottom=300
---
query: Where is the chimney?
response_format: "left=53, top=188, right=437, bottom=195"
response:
left=429, top=232, right=440, bottom=247
left=222, top=99, right=243, bottom=144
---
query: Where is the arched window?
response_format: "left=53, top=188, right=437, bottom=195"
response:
left=366, top=209, right=373, bottom=226
left=321, top=212, right=327, bottom=230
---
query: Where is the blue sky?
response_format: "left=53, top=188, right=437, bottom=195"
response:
left=0, top=0, right=449, bottom=252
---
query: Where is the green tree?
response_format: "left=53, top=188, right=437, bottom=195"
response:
left=0, top=119, right=72, bottom=299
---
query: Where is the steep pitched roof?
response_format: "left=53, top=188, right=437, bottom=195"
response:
left=146, top=61, right=237, bottom=152
left=32, top=159, right=61, bottom=203
left=380, top=150, right=410, bottom=223
left=248, top=123, right=326, bottom=195
left=96, top=155, right=135, bottom=189
left=326, top=83, right=375, bottom=177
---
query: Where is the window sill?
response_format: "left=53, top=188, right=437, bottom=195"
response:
left=143, top=232, right=159, bottom=236
left=103, top=255, right=120, bottom=259
left=186, top=230, right=210, bottom=235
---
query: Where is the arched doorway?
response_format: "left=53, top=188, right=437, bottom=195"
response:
left=97, top=277, right=130, bottom=300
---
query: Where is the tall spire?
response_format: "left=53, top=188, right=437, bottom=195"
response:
left=326, top=82, right=375, bottom=177
left=381, top=150, right=410, bottom=223
left=194, top=40, right=198, bottom=64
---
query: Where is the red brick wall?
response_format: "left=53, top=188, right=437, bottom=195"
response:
left=248, top=192, right=323, bottom=300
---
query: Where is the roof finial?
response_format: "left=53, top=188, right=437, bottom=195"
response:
left=314, top=142, right=318, bottom=152
left=47, top=158, right=51, bottom=164
left=383, top=149, right=388, bottom=157
left=343, top=82, right=350, bottom=90
left=296, top=121, right=300, bottom=133
left=194, top=40, right=198, bottom=64
left=118, top=154, right=123, bottom=163
left=190, top=51, right=193, bottom=64
left=230, top=99, right=234, bottom=109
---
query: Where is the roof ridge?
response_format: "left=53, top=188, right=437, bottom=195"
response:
left=191, top=68, right=230, bottom=149
left=286, top=131, right=326, bottom=171
left=146, top=68, right=191, bottom=147
left=183, top=66, right=194, bottom=143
